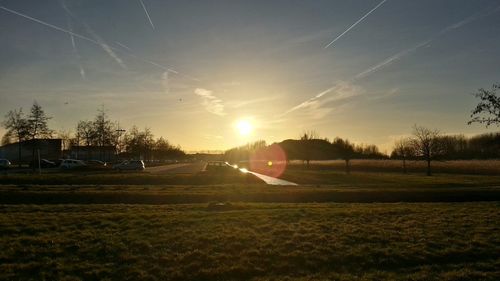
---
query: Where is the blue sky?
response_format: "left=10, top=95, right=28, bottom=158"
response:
left=1, top=0, right=499, bottom=152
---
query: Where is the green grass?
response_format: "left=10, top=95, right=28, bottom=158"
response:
left=0, top=202, right=498, bottom=280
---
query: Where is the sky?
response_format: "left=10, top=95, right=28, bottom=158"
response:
left=1, top=0, right=499, bottom=153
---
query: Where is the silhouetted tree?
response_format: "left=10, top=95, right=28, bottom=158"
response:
left=332, top=137, right=355, bottom=174
left=26, top=102, right=53, bottom=168
left=125, top=126, right=155, bottom=160
left=300, top=130, right=319, bottom=168
left=392, top=138, right=413, bottom=173
left=2, top=108, right=29, bottom=167
left=410, top=125, right=444, bottom=176
left=468, top=83, right=499, bottom=127
left=76, top=120, right=95, bottom=146
left=153, top=137, right=185, bottom=160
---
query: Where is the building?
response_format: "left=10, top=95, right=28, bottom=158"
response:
left=68, top=146, right=116, bottom=162
left=0, top=139, right=62, bottom=164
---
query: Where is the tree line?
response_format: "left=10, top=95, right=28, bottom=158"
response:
left=2, top=102, right=185, bottom=165
left=224, top=131, right=387, bottom=174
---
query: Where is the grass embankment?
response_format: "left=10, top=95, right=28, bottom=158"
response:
left=0, top=203, right=499, bottom=280
left=0, top=169, right=262, bottom=186
left=1, top=183, right=500, bottom=204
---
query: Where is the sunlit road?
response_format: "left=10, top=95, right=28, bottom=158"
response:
left=225, top=163, right=298, bottom=186
left=146, top=162, right=207, bottom=174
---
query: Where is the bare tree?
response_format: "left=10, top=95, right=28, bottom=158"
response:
left=410, top=125, right=444, bottom=176
left=392, top=138, right=413, bottom=174
left=468, top=83, right=499, bottom=127
left=2, top=108, right=29, bottom=167
left=76, top=120, right=95, bottom=146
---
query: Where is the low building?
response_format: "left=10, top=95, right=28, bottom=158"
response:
left=68, top=146, right=116, bottom=162
left=0, top=139, right=62, bottom=164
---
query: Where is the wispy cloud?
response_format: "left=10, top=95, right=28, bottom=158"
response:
left=226, top=96, right=281, bottom=109
left=194, top=88, right=226, bottom=116
left=324, top=0, right=388, bottom=49
left=162, top=71, right=169, bottom=94
left=138, top=0, right=155, bottom=29
left=281, top=81, right=363, bottom=118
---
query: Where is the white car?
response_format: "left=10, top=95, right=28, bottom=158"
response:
left=60, top=159, right=87, bottom=169
left=0, top=159, right=11, bottom=169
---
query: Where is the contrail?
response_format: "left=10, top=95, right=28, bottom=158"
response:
left=115, top=41, right=132, bottom=51
left=285, top=7, right=500, bottom=116
left=0, top=5, right=179, bottom=74
left=324, top=0, right=388, bottom=49
left=139, top=0, right=155, bottom=29
left=83, top=23, right=127, bottom=69
left=62, top=0, right=86, bottom=79
left=60, top=1, right=127, bottom=69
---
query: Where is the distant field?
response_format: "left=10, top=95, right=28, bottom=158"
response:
left=288, top=159, right=500, bottom=175
left=280, top=169, right=500, bottom=187
left=0, top=202, right=498, bottom=280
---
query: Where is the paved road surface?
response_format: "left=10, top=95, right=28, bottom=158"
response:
left=146, top=162, right=207, bottom=174
left=225, top=163, right=298, bottom=185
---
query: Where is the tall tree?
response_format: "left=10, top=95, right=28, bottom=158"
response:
left=2, top=108, right=29, bottom=167
left=468, top=83, right=499, bottom=127
left=410, top=125, right=444, bottom=176
left=26, top=102, right=53, bottom=140
left=26, top=102, right=53, bottom=168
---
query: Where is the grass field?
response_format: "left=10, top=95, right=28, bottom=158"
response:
left=1, top=162, right=499, bottom=280
left=0, top=169, right=262, bottom=186
left=288, top=159, right=500, bottom=175
left=0, top=202, right=499, bottom=280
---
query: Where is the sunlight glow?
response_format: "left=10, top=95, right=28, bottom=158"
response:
left=236, top=120, right=253, bottom=136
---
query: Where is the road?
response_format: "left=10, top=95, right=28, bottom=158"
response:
left=146, top=162, right=207, bottom=174
left=225, top=163, right=298, bottom=186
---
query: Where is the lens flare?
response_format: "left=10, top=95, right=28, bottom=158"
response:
left=249, top=144, right=287, bottom=178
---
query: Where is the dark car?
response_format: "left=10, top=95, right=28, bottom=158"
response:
left=29, top=159, right=57, bottom=168
left=0, top=159, right=11, bottom=169
left=112, top=160, right=145, bottom=171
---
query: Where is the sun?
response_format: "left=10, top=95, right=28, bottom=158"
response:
left=236, top=119, right=253, bottom=136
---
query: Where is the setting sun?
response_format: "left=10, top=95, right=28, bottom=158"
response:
left=236, top=120, right=253, bottom=136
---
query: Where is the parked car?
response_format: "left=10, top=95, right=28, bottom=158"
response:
left=60, top=159, right=87, bottom=169
left=113, top=160, right=145, bottom=171
left=29, top=159, right=57, bottom=168
left=85, top=160, right=107, bottom=167
left=0, top=159, right=11, bottom=169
